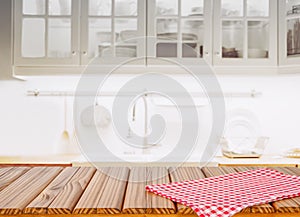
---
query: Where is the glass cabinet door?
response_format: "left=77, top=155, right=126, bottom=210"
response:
left=14, top=0, right=80, bottom=66
left=279, top=0, right=300, bottom=65
left=147, top=0, right=213, bottom=64
left=80, top=0, right=146, bottom=65
left=214, top=0, right=277, bottom=66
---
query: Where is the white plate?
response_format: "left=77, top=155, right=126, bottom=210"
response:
left=224, top=108, right=262, bottom=152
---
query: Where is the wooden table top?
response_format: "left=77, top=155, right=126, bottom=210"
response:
left=0, top=166, right=299, bottom=217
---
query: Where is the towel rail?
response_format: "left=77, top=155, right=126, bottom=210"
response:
left=26, top=89, right=262, bottom=98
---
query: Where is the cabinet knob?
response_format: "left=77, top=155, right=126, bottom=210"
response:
left=82, top=51, right=88, bottom=56
left=71, top=51, right=77, bottom=56
left=215, top=51, right=221, bottom=56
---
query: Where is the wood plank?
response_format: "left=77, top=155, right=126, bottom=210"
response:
left=271, top=167, right=300, bottom=213
left=97, top=167, right=130, bottom=214
left=284, top=167, right=300, bottom=176
left=1, top=213, right=300, bottom=217
left=0, top=167, right=29, bottom=192
left=0, top=167, right=14, bottom=177
left=122, top=167, right=147, bottom=214
left=146, top=167, right=176, bottom=214
left=47, top=167, right=96, bottom=214
left=24, top=167, right=79, bottom=214
left=201, top=167, right=236, bottom=177
left=73, top=168, right=111, bottom=214
left=169, top=167, right=205, bottom=214
left=0, top=167, right=62, bottom=215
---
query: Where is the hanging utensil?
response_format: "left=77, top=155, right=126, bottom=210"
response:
left=57, top=96, right=71, bottom=154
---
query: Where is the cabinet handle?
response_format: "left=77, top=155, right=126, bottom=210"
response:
left=82, top=51, right=88, bottom=56
left=71, top=51, right=77, bottom=56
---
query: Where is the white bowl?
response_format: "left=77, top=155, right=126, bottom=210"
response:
left=120, top=30, right=138, bottom=43
left=248, top=48, right=267, bottom=58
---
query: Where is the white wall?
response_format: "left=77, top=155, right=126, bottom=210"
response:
left=1, top=0, right=300, bottom=160
left=1, top=74, right=300, bottom=159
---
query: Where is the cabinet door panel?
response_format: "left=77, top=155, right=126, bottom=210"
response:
left=147, top=0, right=213, bottom=65
left=221, top=20, right=244, bottom=58
left=279, top=0, right=300, bottom=65
left=89, top=0, right=111, bottom=16
left=214, top=0, right=277, bottom=66
left=49, top=0, right=72, bottom=15
left=48, top=18, right=72, bottom=58
left=14, top=0, right=80, bottom=66
left=22, top=18, right=46, bottom=58
left=247, top=21, right=269, bottom=59
left=247, top=0, right=269, bottom=17
left=81, top=0, right=146, bottom=65
left=23, top=0, right=46, bottom=15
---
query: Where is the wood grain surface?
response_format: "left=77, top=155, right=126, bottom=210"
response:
left=0, top=167, right=62, bottom=215
left=47, top=167, right=96, bottom=214
left=122, top=167, right=147, bottom=214
left=24, top=167, right=79, bottom=214
left=97, top=167, right=130, bottom=214
left=0, top=166, right=298, bottom=216
left=74, top=168, right=111, bottom=214
left=0, top=167, right=29, bottom=192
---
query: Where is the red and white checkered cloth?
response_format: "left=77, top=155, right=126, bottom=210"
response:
left=146, top=168, right=300, bottom=217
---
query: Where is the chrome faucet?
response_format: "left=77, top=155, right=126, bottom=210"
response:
left=131, top=94, right=150, bottom=154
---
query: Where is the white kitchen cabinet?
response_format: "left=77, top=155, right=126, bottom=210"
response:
left=213, top=0, right=277, bottom=66
left=13, top=0, right=300, bottom=74
left=14, top=0, right=80, bottom=66
left=279, top=0, right=300, bottom=65
left=147, top=0, right=213, bottom=65
left=14, top=0, right=146, bottom=67
left=80, top=0, right=146, bottom=65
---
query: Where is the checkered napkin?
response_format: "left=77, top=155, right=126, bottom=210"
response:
left=146, top=168, right=300, bottom=217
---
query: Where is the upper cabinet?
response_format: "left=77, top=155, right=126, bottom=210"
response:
left=14, top=0, right=80, bottom=66
left=13, top=0, right=300, bottom=74
left=213, top=0, right=277, bottom=66
left=147, top=0, right=213, bottom=64
left=80, top=0, right=146, bottom=65
left=279, top=0, right=300, bottom=65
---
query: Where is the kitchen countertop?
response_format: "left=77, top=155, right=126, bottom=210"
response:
left=0, top=166, right=299, bottom=216
left=214, top=155, right=300, bottom=167
left=0, top=154, right=299, bottom=167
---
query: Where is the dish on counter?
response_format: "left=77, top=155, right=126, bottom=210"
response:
left=157, top=33, right=198, bottom=41
left=220, top=137, right=269, bottom=158
left=221, top=108, right=266, bottom=158
left=285, top=148, right=300, bottom=158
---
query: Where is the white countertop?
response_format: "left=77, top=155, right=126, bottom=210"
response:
left=213, top=155, right=300, bottom=166
left=0, top=154, right=299, bottom=167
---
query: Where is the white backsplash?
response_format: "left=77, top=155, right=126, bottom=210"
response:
left=0, top=74, right=300, bottom=160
